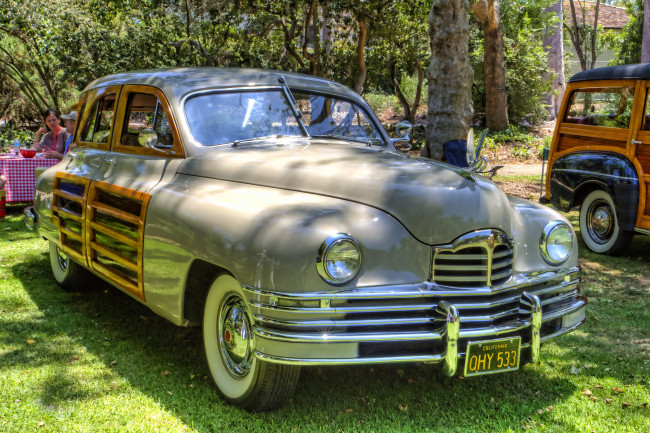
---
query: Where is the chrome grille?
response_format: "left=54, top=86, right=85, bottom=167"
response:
left=432, top=229, right=513, bottom=288
left=244, top=267, right=584, bottom=362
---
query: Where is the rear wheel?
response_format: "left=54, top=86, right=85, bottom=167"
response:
left=49, top=241, right=90, bottom=290
left=579, top=190, right=632, bottom=255
left=202, top=274, right=300, bottom=411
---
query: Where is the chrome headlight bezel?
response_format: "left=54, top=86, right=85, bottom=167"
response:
left=540, top=221, right=574, bottom=265
left=316, top=233, right=361, bottom=285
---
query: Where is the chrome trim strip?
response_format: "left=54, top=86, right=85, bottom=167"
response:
left=254, top=352, right=447, bottom=366
left=635, top=227, right=650, bottom=236
left=253, top=327, right=444, bottom=342
left=247, top=280, right=579, bottom=317
left=242, top=267, right=580, bottom=300
left=551, top=168, right=637, bottom=182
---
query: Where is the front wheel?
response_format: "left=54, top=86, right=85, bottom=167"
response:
left=579, top=190, right=632, bottom=255
left=49, top=241, right=90, bottom=290
left=202, top=274, right=300, bottom=411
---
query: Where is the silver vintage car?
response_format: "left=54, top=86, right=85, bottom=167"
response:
left=27, top=68, right=586, bottom=411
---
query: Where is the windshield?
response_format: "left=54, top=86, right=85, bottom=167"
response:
left=185, top=88, right=385, bottom=147
left=293, top=91, right=384, bottom=145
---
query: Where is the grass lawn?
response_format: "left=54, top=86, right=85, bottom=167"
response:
left=1, top=203, right=648, bottom=433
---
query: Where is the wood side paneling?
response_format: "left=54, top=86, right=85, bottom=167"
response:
left=556, top=133, right=627, bottom=154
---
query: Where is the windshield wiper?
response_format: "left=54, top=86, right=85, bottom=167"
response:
left=278, top=76, right=310, bottom=138
left=231, top=135, right=302, bottom=148
left=310, top=135, right=383, bottom=147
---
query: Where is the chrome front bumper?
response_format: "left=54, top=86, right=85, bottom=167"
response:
left=244, top=267, right=586, bottom=373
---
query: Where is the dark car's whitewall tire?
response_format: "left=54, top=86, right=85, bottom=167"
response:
left=579, top=190, right=632, bottom=255
left=202, top=274, right=300, bottom=411
left=49, top=241, right=89, bottom=290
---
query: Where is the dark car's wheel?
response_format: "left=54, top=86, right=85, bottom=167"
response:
left=49, top=241, right=90, bottom=290
left=202, top=274, right=300, bottom=411
left=579, top=190, right=632, bottom=255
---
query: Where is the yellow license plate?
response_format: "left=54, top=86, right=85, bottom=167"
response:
left=464, top=337, right=521, bottom=377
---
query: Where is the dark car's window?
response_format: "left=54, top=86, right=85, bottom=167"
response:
left=293, top=92, right=383, bottom=144
left=185, top=90, right=303, bottom=146
left=564, top=87, right=634, bottom=129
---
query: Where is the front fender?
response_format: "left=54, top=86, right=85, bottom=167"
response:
left=549, top=151, right=638, bottom=230
left=141, top=175, right=431, bottom=324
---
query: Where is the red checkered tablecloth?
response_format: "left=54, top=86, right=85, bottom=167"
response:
left=0, top=156, right=60, bottom=202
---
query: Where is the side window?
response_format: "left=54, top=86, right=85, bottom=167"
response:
left=121, top=93, right=174, bottom=149
left=564, top=87, right=634, bottom=129
left=81, top=94, right=116, bottom=143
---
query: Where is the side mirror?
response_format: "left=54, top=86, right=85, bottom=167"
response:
left=391, top=120, right=413, bottom=150
left=139, top=129, right=158, bottom=148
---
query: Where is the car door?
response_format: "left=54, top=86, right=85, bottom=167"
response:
left=85, top=85, right=185, bottom=301
left=630, top=81, right=650, bottom=232
left=50, top=85, right=120, bottom=272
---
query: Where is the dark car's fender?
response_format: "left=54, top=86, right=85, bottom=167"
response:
left=549, top=151, right=639, bottom=231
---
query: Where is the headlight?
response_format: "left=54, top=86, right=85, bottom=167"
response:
left=540, top=221, right=574, bottom=265
left=316, top=233, right=361, bottom=285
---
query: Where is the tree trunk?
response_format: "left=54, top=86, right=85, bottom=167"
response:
left=643, top=0, right=650, bottom=63
left=302, top=0, right=321, bottom=76
left=423, top=0, right=474, bottom=160
left=471, top=0, right=508, bottom=131
left=352, top=16, right=368, bottom=94
left=542, top=1, right=565, bottom=119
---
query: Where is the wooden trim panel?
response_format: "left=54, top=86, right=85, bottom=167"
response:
left=85, top=180, right=151, bottom=301
left=51, top=172, right=92, bottom=264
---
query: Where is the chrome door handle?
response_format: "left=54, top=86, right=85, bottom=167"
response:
left=105, top=158, right=116, bottom=164
left=631, top=139, right=642, bottom=145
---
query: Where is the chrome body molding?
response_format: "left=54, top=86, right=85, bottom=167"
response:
left=635, top=227, right=650, bottom=236
left=243, top=266, right=585, bottom=368
left=550, top=168, right=637, bottom=183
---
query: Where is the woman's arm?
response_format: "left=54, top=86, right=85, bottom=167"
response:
left=33, top=127, right=49, bottom=151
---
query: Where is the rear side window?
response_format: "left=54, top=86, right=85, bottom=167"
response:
left=81, top=94, right=116, bottom=143
left=564, top=87, right=634, bottom=129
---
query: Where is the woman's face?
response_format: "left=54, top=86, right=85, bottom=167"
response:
left=45, top=113, right=60, bottom=133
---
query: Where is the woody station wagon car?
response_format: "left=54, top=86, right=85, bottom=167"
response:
left=546, top=64, right=650, bottom=255
left=27, top=68, right=586, bottom=411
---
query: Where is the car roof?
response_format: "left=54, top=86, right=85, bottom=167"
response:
left=83, top=67, right=359, bottom=103
left=568, top=64, right=650, bottom=83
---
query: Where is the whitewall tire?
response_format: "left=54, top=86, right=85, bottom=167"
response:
left=202, top=274, right=300, bottom=411
left=579, top=190, right=632, bottom=255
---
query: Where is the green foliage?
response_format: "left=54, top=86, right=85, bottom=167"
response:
left=503, top=13, right=551, bottom=124
left=610, top=0, right=644, bottom=65
left=489, top=125, right=538, bottom=145
left=0, top=126, right=34, bottom=152
left=470, top=0, right=555, bottom=125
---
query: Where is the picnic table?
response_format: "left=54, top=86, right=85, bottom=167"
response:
left=0, top=154, right=60, bottom=203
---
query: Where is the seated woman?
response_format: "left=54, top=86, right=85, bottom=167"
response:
left=33, top=108, right=70, bottom=160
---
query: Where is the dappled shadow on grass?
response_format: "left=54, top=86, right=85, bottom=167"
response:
left=7, top=255, right=587, bottom=432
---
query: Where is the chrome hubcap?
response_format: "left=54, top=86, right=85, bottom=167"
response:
left=56, top=247, right=69, bottom=271
left=588, top=201, right=614, bottom=243
left=218, top=295, right=253, bottom=378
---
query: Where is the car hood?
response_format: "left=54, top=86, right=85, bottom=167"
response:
left=178, top=142, right=513, bottom=245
